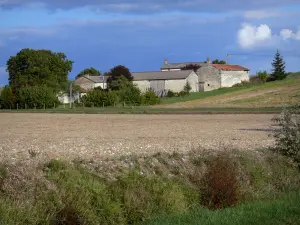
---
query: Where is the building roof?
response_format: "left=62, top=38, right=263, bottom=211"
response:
left=211, top=64, right=250, bottom=71
left=161, top=62, right=206, bottom=70
left=74, top=75, right=109, bottom=85
left=132, top=70, right=194, bottom=81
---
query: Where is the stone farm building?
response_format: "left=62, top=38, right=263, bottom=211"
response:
left=67, top=58, right=250, bottom=102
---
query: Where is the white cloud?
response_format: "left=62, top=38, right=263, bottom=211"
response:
left=238, top=24, right=300, bottom=49
left=280, top=28, right=300, bottom=40
left=237, top=23, right=272, bottom=49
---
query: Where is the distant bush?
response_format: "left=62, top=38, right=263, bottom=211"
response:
left=142, top=89, right=161, bottom=105
left=271, top=104, right=300, bottom=168
left=0, top=86, right=14, bottom=109
left=81, top=90, right=119, bottom=107
left=117, top=76, right=142, bottom=106
left=199, top=153, right=239, bottom=209
left=183, top=82, right=192, bottom=95
left=257, top=71, right=268, bottom=82
left=167, top=90, right=175, bottom=98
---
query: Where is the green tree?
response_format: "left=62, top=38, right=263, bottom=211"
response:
left=0, top=86, right=14, bottom=109
left=107, top=65, right=133, bottom=90
left=183, top=82, right=192, bottom=94
left=270, top=50, right=287, bottom=81
left=76, top=67, right=101, bottom=79
left=257, top=71, right=268, bottom=82
left=116, top=76, right=141, bottom=105
left=212, top=59, right=226, bottom=64
left=6, top=48, right=73, bottom=94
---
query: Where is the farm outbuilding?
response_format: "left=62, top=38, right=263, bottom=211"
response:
left=197, top=64, right=250, bottom=91
left=132, top=70, right=199, bottom=95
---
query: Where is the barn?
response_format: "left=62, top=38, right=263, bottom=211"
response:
left=197, top=64, right=250, bottom=91
left=132, top=70, right=198, bottom=95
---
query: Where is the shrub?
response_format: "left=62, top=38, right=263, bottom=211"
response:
left=117, top=76, right=142, bottom=106
left=257, top=71, right=268, bottom=82
left=16, top=85, right=60, bottom=109
left=271, top=104, right=300, bottom=168
left=183, top=82, right=192, bottom=95
left=142, top=89, right=161, bottom=105
left=199, top=153, right=239, bottom=209
left=0, top=86, right=14, bottom=109
left=166, top=90, right=175, bottom=98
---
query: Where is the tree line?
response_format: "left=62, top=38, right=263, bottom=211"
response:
left=0, top=48, right=288, bottom=109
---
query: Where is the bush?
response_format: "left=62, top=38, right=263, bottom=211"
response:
left=167, top=90, right=175, bottom=98
left=257, top=71, right=268, bottom=82
left=142, top=89, right=161, bottom=105
left=183, top=82, right=192, bottom=95
left=271, top=104, right=300, bottom=168
left=199, top=153, right=239, bottom=209
left=16, top=85, right=60, bottom=109
left=0, top=86, right=14, bottom=109
left=117, top=76, right=142, bottom=106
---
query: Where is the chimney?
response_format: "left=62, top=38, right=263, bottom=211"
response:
left=164, top=58, right=168, bottom=65
left=206, top=57, right=211, bottom=64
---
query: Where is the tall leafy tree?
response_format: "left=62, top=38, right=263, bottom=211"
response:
left=107, top=65, right=133, bottom=90
left=7, top=48, right=73, bottom=94
left=76, top=67, right=101, bottom=79
left=212, top=59, right=226, bottom=64
left=270, top=50, right=287, bottom=81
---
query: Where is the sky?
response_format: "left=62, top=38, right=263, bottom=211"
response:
left=0, top=0, right=300, bottom=85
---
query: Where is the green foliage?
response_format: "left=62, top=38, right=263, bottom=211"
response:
left=7, top=48, right=73, bottom=94
left=144, top=191, right=300, bottom=225
left=0, top=86, right=14, bottom=109
left=141, top=89, right=161, bottom=105
left=76, top=67, right=101, bottom=79
left=199, top=153, right=239, bottom=209
left=212, top=59, right=226, bottom=64
left=81, top=89, right=119, bottom=107
left=183, top=82, right=192, bottom=95
left=107, top=65, right=133, bottom=90
left=257, top=71, right=268, bottom=82
left=270, top=50, right=287, bottom=81
left=117, top=76, right=142, bottom=106
left=271, top=105, right=300, bottom=168
left=167, top=90, right=175, bottom=98
left=15, top=85, right=60, bottom=109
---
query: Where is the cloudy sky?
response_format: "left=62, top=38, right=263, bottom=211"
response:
left=0, top=0, right=300, bottom=85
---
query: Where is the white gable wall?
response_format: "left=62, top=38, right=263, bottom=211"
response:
left=221, top=71, right=250, bottom=87
left=133, top=80, right=150, bottom=93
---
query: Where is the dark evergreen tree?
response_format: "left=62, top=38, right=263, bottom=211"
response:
left=270, top=50, right=286, bottom=81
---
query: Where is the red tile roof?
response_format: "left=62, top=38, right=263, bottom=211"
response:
left=211, top=64, right=249, bottom=71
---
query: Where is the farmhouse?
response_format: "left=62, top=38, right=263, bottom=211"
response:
left=132, top=70, right=198, bottom=95
left=197, top=63, right=250, bottom=91
left=74, top=75, right=108, bottom=90
left=160, top=58, right=250, bottom=91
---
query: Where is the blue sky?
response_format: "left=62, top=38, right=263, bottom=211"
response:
left=1, top=0, right=300, bottom=85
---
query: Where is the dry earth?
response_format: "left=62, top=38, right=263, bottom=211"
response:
left=0, top=113, right=275, bottom=164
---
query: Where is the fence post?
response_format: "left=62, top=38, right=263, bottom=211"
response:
left=54, top=103, right=55, bottom=109
left=44, top=104, right=45, bottom=110
left=17, top=103, right=18, bottom=110
left=102, top=101, right=104, bottom=108
left=25, top=103, right=27, bottom=109
left=34, top=104, right=36, bottom=110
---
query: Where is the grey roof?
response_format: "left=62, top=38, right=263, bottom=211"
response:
left=132, top=70, right=194, bottom=81
left=83, top=75, right=110, bottom=83
left=161, top=62, right=206, bottom=70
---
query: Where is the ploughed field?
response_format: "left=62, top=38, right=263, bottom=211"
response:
left=0, top=113, right=275, bottom=163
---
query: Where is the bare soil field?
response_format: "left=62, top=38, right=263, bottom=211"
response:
left=0, top=113, right=275, bottom=163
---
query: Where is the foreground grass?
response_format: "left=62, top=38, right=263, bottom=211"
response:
left=145, top=191, right=300, bottom=225
left=0, top=149, right=300, bottom=224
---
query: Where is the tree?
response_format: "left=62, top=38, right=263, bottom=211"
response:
left=181, top=64, right=200, bottom=72
left=257, top=71, right=268, bottom=82
left=212, top=59, right=226, bottom=64
left=183, top=81, right=192, bottom=94
left=6, top=48, right=73, bottom=94
left=107, top=65, right=133, bottom=90
left=270, top=50, right=287, bottom=81
left=76, top=67, right=101, bottom=79
left=0, top=86, right=14, bottom=109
